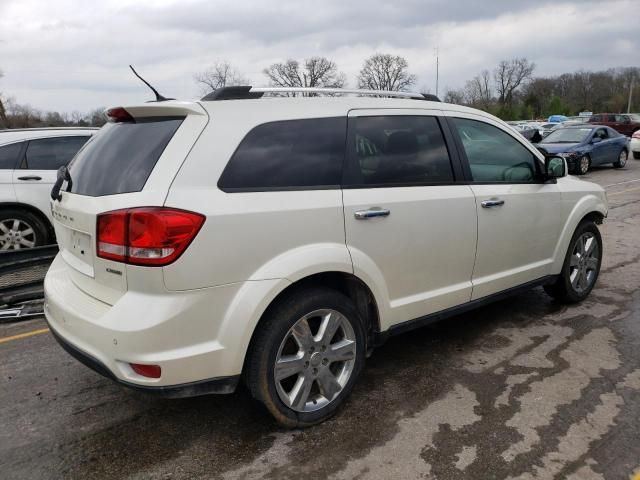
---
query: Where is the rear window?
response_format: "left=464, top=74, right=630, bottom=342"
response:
left=68, top=118, right=183, bottom=196
left=218, top=117, right=346, bottom=191
left=24, top=136, right=90, bottom=170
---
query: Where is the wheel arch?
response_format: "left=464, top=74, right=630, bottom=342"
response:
left=551, top=196, right=607, bottom=273
left=238, top=271, right=382, bottom=378
left=0, top=201, right=54, bottom=241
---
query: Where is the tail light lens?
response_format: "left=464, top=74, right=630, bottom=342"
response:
left=97, top=207, right=205, bottom=266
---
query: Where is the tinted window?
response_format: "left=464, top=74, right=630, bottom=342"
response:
left=452, top=118, right=538, bottom=183
left=24, top=136, right=90, bottom=170
left=68, top=118, right=183, bottom=196
left=218, top=117, right=345, bottom=190
left=594, top=128, right=608, bottom=139
left=345, top=116, right=453, bottom=186
left=0, top=142, right=23, bottom=169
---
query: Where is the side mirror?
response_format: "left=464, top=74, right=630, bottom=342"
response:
left=545, top=156, right=566, bottom=179
left=591, top=137, right=602, bottom=144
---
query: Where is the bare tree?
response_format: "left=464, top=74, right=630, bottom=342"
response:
left=443, top=88, right=466, bottom=105
left=357, top=53, right=416, bottom=91
left=0, top=69, right=8, bottom=128
left=465, top=70, right=493, bottom=109
left=194, top=61, right=249, bottom=95
left=494, top=58, right=535, bottom=106
left=263, top=57, right=346, bottom=95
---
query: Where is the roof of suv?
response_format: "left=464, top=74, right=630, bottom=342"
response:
left=0, top=127, right=98, bottom=146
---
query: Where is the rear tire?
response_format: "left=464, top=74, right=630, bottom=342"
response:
left=544, top=221, right=602, bottom=304
left=0, top=208, right=50, bottom=250
left=245, top=287, right=366, bottom=428
left=613, top=149, right=627, bottom=168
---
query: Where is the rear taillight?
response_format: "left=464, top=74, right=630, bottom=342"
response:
left=97, top=207, right=205, bottom=266
left=632, top=130, right=640, bottom=139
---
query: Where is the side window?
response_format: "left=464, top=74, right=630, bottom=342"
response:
left=607, top=115, right=616, bottom=122
left=24, top=136, right=90, bottom=170
left=218, top=117, right=345, bottom=190
left=0, top=142, right=24, bottom=169
left=595, top=128, right=608, bottom=139
left=452, top=117, right=538, bottom=183
left=345, top=115, right=453, bottom=186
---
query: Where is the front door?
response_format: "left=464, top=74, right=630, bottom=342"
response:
left=342, top=110, right=477, bottom=329
left=447, top=114, right=563, bottom=300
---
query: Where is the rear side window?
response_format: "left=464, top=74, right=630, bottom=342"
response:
left=0, top=142, right=23, bottom=169
left=68, top=118, right=183, bottom=196
left=452, top=118, right=538, bottom=183
left=345, top=116, right=453, bottom=186
left=24, top=136, right=90, bottom=170
left=218, top=117, right=346, bottom=191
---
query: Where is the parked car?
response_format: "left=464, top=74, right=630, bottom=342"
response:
left=45, top=87, right=607, bottom=427
left=0, top=128, right=97, bottom=249
left=631, top=130, right=640, bottom=159
left=535, top=125, right=629, bottom=175
left=587, top=113, right=640, bottom=137
left=540, top=122, right=559, bottom=137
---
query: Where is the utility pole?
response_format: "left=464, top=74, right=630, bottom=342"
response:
left=435, top=46, right=439, bottom=97
left=628, top=75, right=634, bottom=113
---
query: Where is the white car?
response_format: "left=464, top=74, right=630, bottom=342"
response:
left=0, top=128, right=97, bottom=249
left=44, top=88, right=607, bottom=427
left=631, top=130, right=640, bottom=159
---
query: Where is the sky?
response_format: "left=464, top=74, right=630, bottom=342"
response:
left=0, top=0, right=638, bottom=113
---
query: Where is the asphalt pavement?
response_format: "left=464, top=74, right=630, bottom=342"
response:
left=2, top=161, right=640, bottom=480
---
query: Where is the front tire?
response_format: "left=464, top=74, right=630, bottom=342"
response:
left=544, top=221, right=602, bottom=303
left=574, top=155, right=590, bottom=175
left=613, top=149, right=627, bottom=168
left=245, top=288, right=366, bottom=427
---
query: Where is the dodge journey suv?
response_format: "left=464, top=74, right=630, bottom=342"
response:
left=44, top=87, right=607, bottom=427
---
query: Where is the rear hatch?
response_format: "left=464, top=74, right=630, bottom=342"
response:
left=51, top=102, right=208, bottom=305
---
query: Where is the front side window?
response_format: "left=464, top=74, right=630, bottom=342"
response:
left=218, top=117, right=346, bottom=190
left=345, top=115, right=453, bottom=186
left=594, top=128, right=608, bottom=140
left=0, top=142, right=24, bottom=169
left=24, top=136, right=90, bottom=170
left=452, top=118, right=538, bottom=183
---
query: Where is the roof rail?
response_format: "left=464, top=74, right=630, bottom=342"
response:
left=0, top=127, right=100, bottom=133
left=201, top=86, right=440, bottom=102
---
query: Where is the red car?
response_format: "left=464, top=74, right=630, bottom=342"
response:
left=588, top=113, right=640, bottom=137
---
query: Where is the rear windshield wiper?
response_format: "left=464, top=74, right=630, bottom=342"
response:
left=51, top=166, right=72, bottom=201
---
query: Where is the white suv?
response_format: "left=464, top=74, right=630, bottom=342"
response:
left=44, top=87, right=607, bottom=427
left=0, top=128, right=96, bottom=249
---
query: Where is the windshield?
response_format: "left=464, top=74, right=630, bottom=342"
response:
left=68, top=117, right=183, bottom=196
left=540, top=128, right=592, bottom=144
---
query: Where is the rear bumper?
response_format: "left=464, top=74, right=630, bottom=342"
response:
left=47, top=322, right=239, bottom=397
left=43, top=254, right=279, bottom=392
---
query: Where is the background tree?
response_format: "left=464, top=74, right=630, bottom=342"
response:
left=357, top=53, right=416, bottom=91
left=494, top=58, right=535, bottom=108
left=263, top=57, right=346, bottom=95
left=443, top=88, right=466, bottom=104
left=194, top=61, right=248, bottom=95
left=0, top=69, right=8, bottom=128
left=464, top=70, right=493, bottom=110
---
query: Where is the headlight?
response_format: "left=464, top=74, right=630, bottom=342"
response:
left=560, top=152, right=579, bottom=159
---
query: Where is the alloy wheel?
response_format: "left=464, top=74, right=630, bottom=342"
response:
left=618, top=150, right=627, bottom=167
left=274, top=309, right=356, bottom=413
left=569, top=232, right=599, bottom=294
left=579, top=156, right=590, bottom=174
left=0, top=218, right=36, bottom=250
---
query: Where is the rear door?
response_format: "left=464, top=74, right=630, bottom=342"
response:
left=342, top=109, right=477, bottom=329
left=447, top=113, right=563, bottom=300
left=51, top=103, right=208, bottom=305
left=13, top=136, right=90, bottom=223
left=0, top=141, right=24, bottom=203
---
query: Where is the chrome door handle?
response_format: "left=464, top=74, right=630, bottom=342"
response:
left=481, top=199, right=505, bottom=208
left=354, top=207, right=391, bottom=220
left=17, top=176, right=42, bottom=181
